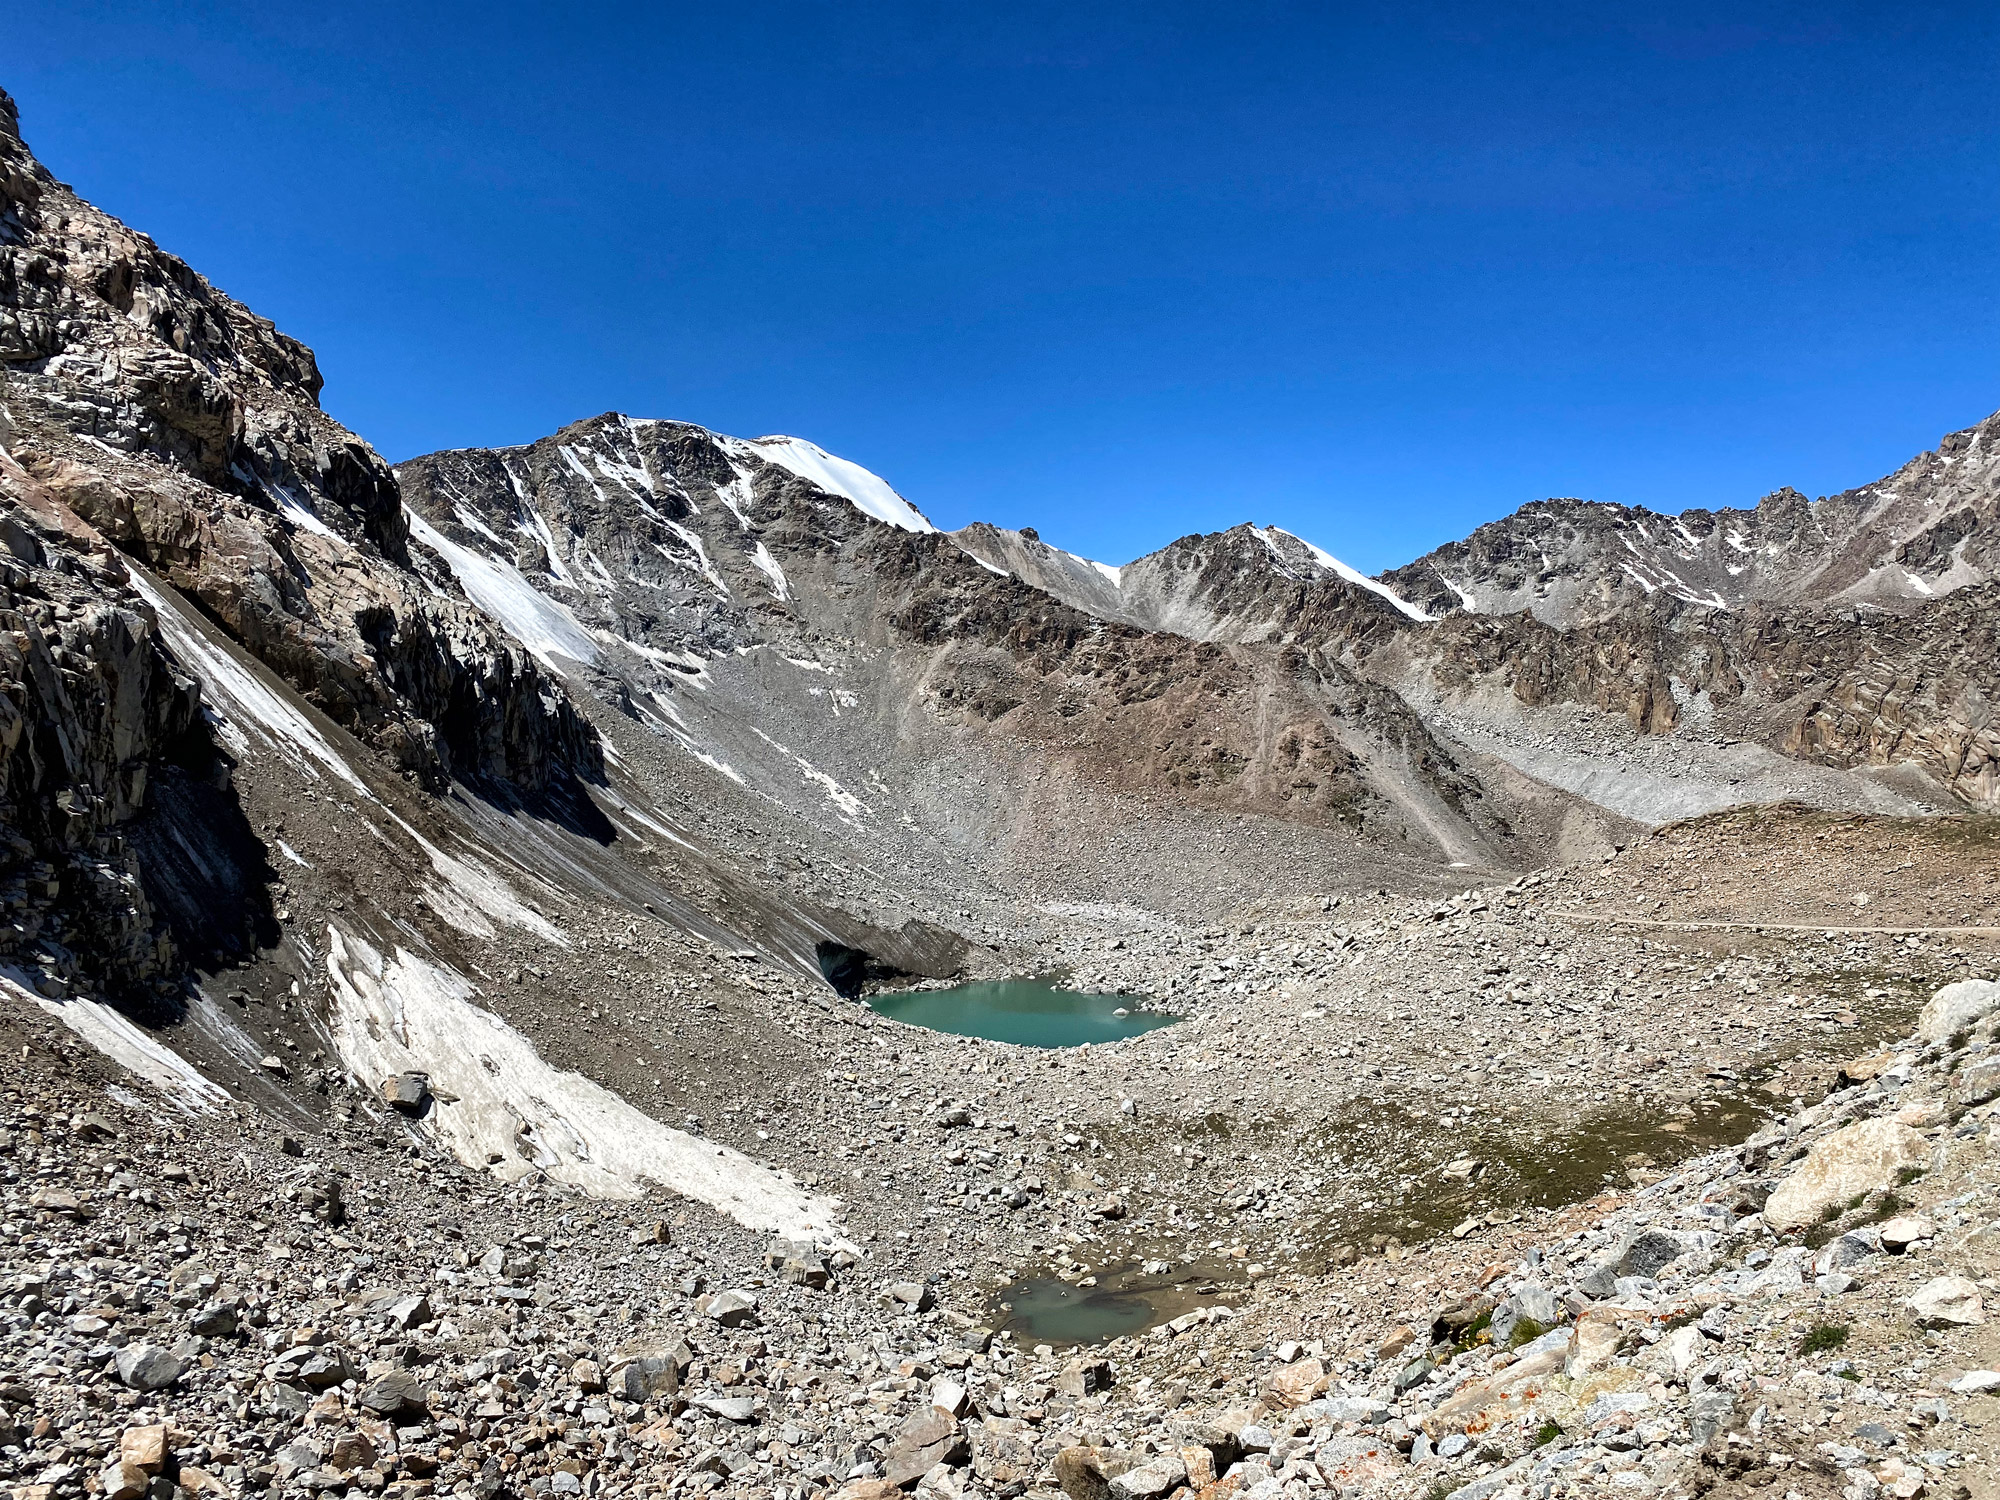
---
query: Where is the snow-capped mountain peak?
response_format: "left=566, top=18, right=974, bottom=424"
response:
left=734, top=435, right=935, bottom=534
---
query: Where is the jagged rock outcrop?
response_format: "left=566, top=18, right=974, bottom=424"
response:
left=0, top=448, right=208, bottom=1001
left=1110, top=523, right=1430, bottom=645
left=947, top=522, right=1129, bottom=621
left=0, top=86, right=596, bottom=795
left=0, top=85, right=614, bottom=1013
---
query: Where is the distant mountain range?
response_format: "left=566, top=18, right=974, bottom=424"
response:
left=0, top=75, right=1993, bottom=1041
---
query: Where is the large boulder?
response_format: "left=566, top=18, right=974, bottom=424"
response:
left=1956, top=1055, right=2000, bottom=1108
left=1613, top=1229, right=1691, bottom=1278
left=1262, top=1356, right=1326, bottom=1408
left=1917, top=979, right=2000, bottom=1042
left=1763, top=1119, right=1928, bottom=1232
left=381, top=1072, right=432, bottom=1115
left=1909, top=1277, right=1985, bottom=1328
left=358, top=1370, right=428, bottom=1417
left=882, top=1407, right=968, bottom=1488
left=1108, top=1454, right=1187, bottom=1500
left=1053, top=1355, right=1112, bottom=1398
left=1053, top=1446, right=1139, bottom=1500
left=610, top=1341, right=691, bottom=1403
left=113, top=1345, right=183, bottom=1392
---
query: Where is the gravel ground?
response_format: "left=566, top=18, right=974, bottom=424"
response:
left=4, top=807, right=1998, bottom=1500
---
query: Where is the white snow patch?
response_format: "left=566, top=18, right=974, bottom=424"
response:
left=1433, top=570, right=1477, bottom=611
left=239, top=465, right=347, bottom=545
left=519, top=503, right=576, bottom=587
left=557, top=444, right=608, bottom=504
left=752, top=729, right=868, bottom=821
left=2, top=968, right=229, bottom=1113
left=323, top=930, right=847, bottom=1239
left=574, top=545, right=618, bottom=590
left=750, top=542, right=791, bottom=599
left=596, top=783, right=696, bottom=851
left=384, top=812, right=567, bottom=946
left=735, top=435, right=935, bottom=533
left=716, top=469, right=757, bottom=528
left=688, top=746, right=747, bottom=785
left=405, top=507, right=600, bottom=669
left=970, top=555, right=1010, bottom=577
left=128, top=571, right=372, bottom=795
left=1261, top=528, right=1436, bottom=621
left=451, top=503, right=507, bottom=546
left=656, top=520, right=730, bottom=596
left=276, top=840, right=311, bottom=868
left=1088, top=559, right=1124, bottom=584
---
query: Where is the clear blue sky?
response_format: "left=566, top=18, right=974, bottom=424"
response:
left=13, top=3, right=1999, bottom=571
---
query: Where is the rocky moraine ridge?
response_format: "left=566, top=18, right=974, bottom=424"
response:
left=0, top=77, right=1996, bottom=1500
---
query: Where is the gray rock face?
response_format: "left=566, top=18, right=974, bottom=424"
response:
left=0, top=86, right=602, bottom=1008
left=0, top=90, right=597, bottom=790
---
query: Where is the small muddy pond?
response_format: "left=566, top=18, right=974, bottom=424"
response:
left=993, top=1262, right=1242, bottom=1346
left=868, top=978, right=1178, bottom=1048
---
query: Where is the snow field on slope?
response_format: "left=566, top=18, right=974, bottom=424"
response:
left=404, top=507, right=601, bottom=669
left=128, top=570, right=373, bottom=796
left=323, top=929, right=848, bottom=1242
left=1258, top=527, right=1437, bottom=622
left=738, top=435, right=936, bottom=533
left=2, top=968, right=230, bottom=1113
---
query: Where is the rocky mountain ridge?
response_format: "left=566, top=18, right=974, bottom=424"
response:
left=1379, top=412, right=2000, bottom=626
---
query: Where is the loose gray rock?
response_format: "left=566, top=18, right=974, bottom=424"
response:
left=1764, top=1119, right=1928, bottom=1232
left=701, top=1289, right=759, bottom=1327
left=1109, top=1454, right=1186, bottom=1500
left=1055, top=1355, right=1112, bottom=1398
left=113, top=1345, right=183, bottom=1392
left=1689, top=1390, right=1736, bottom=1445
left=1613, top=1229, right=1688, bottom=1279
left=359, top=1370, right=428, bottom=1417
left=694, top=1393, right=757, bottom=1423
left=1909, top=1276, right=1985, bottom=1327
